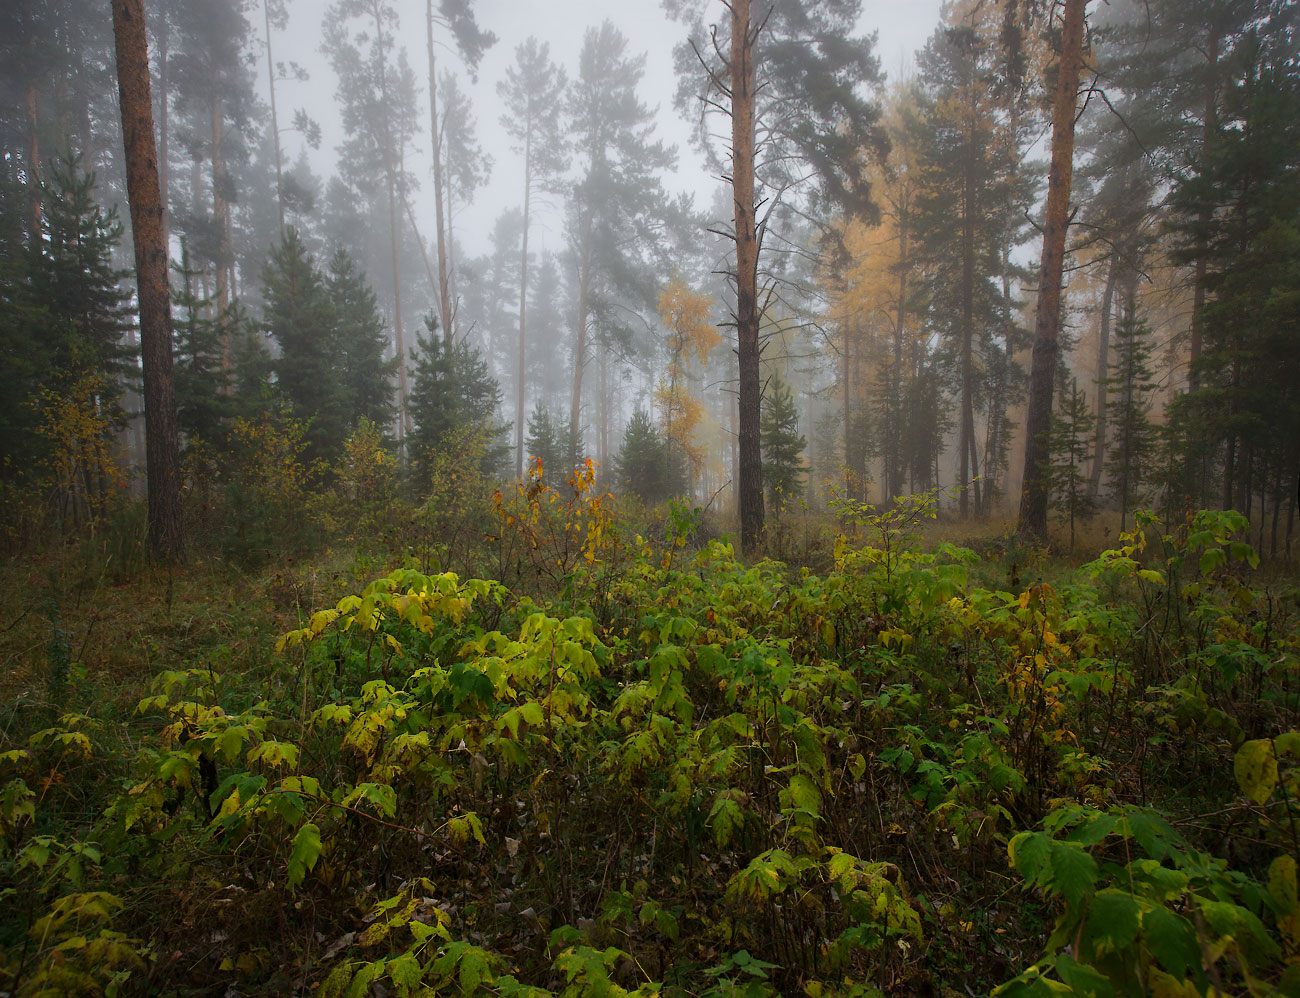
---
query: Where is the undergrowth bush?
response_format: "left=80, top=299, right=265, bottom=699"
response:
left=2, top=496, right=1299, bottom=996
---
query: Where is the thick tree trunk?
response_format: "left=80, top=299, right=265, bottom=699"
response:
left=731, top=0, right=764, bottom=554
left=155, top=8, right=170, bottom=252
left=427, top=0, right=454, bottom=346
left=1017, top=0, right=1088, bottom=543
left=111, top=0, right=183, bottom=563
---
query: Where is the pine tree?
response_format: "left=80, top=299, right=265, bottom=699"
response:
left=1104, top=302, right=1158, bottom=532
left=614, top=408, right=685, bottom=505
left=1046, top=378, right=1097, bottom=549
left=760, top=375, right=806, bottom=514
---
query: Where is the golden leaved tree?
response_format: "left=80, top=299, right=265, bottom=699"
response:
left=654, top=276, right=721, bottom=490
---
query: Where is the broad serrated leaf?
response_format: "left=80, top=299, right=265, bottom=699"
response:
left=1085, top=891, right=1140, bottom=954
left=1235, top=739, right=1278, bottom=804
left=1055, top=952, right=1115, bottom=998
left=1049, top=841, right=1099, bottom=908
left=1141, top=906, right=1199, bottom=981
left=288, top=822, right=322, bottom=888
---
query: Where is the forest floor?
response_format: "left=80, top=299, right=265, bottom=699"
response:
left=2, top=492, right=1299, bottom=997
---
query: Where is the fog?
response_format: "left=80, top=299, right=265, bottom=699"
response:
left=3, top=0, right=1296, bottom=543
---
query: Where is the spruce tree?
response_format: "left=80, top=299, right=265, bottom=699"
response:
left=525, top=402, right=574, bottom=488
left=1046, top=378, right=1097, bottom=550
left=760, top=375, right=807, bottom=513
left=1104, top=303, right=1158, bottom=532
left=614, top=408, right=685, bottom=505
left=171, top=242, right=228, bottom=449
left=262, top=227, right=347, bottom=463
left=325, top=247, right=396, bottom=433
left=408, top=314, right=508, bottom=477
left=35, top=157, right=135, bottom=400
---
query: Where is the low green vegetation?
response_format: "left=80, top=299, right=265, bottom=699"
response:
left=2, top=484, right=1299, bottom=997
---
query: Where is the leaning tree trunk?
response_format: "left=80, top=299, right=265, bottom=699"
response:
left=1017, top=0, right=1088, bottom=543
left=731, top=0, right=764, bottom=554
left=111, top=0, right=183, bottom=562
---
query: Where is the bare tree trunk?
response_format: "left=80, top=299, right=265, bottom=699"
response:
left=155, top=7, right=170, bottom=251
left=959, top=158, right=976, bottom=517
left=568, top=207, right=593, bottom=465
left=23, top=1, right=42, bottom=244
left=371, top=2, right=408, bottom=441
left=112, top=0, right=183, bottom=562
left=1188, top=30, right=1220, bottom=393
left=1017, top=0, right=1088, bottom=543
left=731, top=0, right=764, bottom=554
left=426, top=0, right=453, bottom=345
left=1088, top=254, right=1116, bottom=500
left=515, top=132, right=532, bottom=478
left=598, top=336, right=609, bottom=475
left=263, top=0, right=285, bottom=238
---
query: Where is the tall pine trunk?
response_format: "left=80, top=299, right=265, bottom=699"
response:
left=568, top=207, right=593, bottom=466
left=515, top=130, right=532, bottom=478
left=1088, top=254, right=1116, bottom=500
left=1017, top=0, right=1088, bottom=542
left=426, top=0, right=453, bottom=345
left=263, top=0, right=285, bottom=238
left=731, top=0, right=764, bottom=553
left=112, top=0, right=183, bottom=562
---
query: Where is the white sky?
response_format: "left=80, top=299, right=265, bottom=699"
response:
left=273, top=0, right=945, bottom=259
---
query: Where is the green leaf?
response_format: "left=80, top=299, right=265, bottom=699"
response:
left=1055, top=953, right=1115, bottom=998
left=1085, top=891, right=1140, bottom=954
left=287, top=822, right=322, bottom=888
left=1141, top=906, right=1199, bottom=981
left=1235, top=739, right=1278, bottom=804
left=1049, top=841, right=1099, bottom=908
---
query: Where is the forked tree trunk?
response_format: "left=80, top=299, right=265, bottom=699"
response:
left=731, top=0, right=764, bottom=554
left=1017, top=0, right=1088, bottom=543
left=111, top=0, right=183, bottom=562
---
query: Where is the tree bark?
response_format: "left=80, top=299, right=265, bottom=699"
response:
left=1088, top=254, right=1116, bottom=500
left=111, top=0, right=184, bottom=562
left=371, top=1, right=408, bottom=441
left=515, top=128, right=532, bottom=478
left=23, top=0, right=42, bottom=245
left=263, top=0, right=285, bottom=239
left=568, top=207, right=594, bottom=466
left=427, top=0, right=454, bottom=346
left=731, top=0, right=764, bottom=554
left=155, top=6, right=170, bottom=252
left=1017, top=0, right=1088, bottom=543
